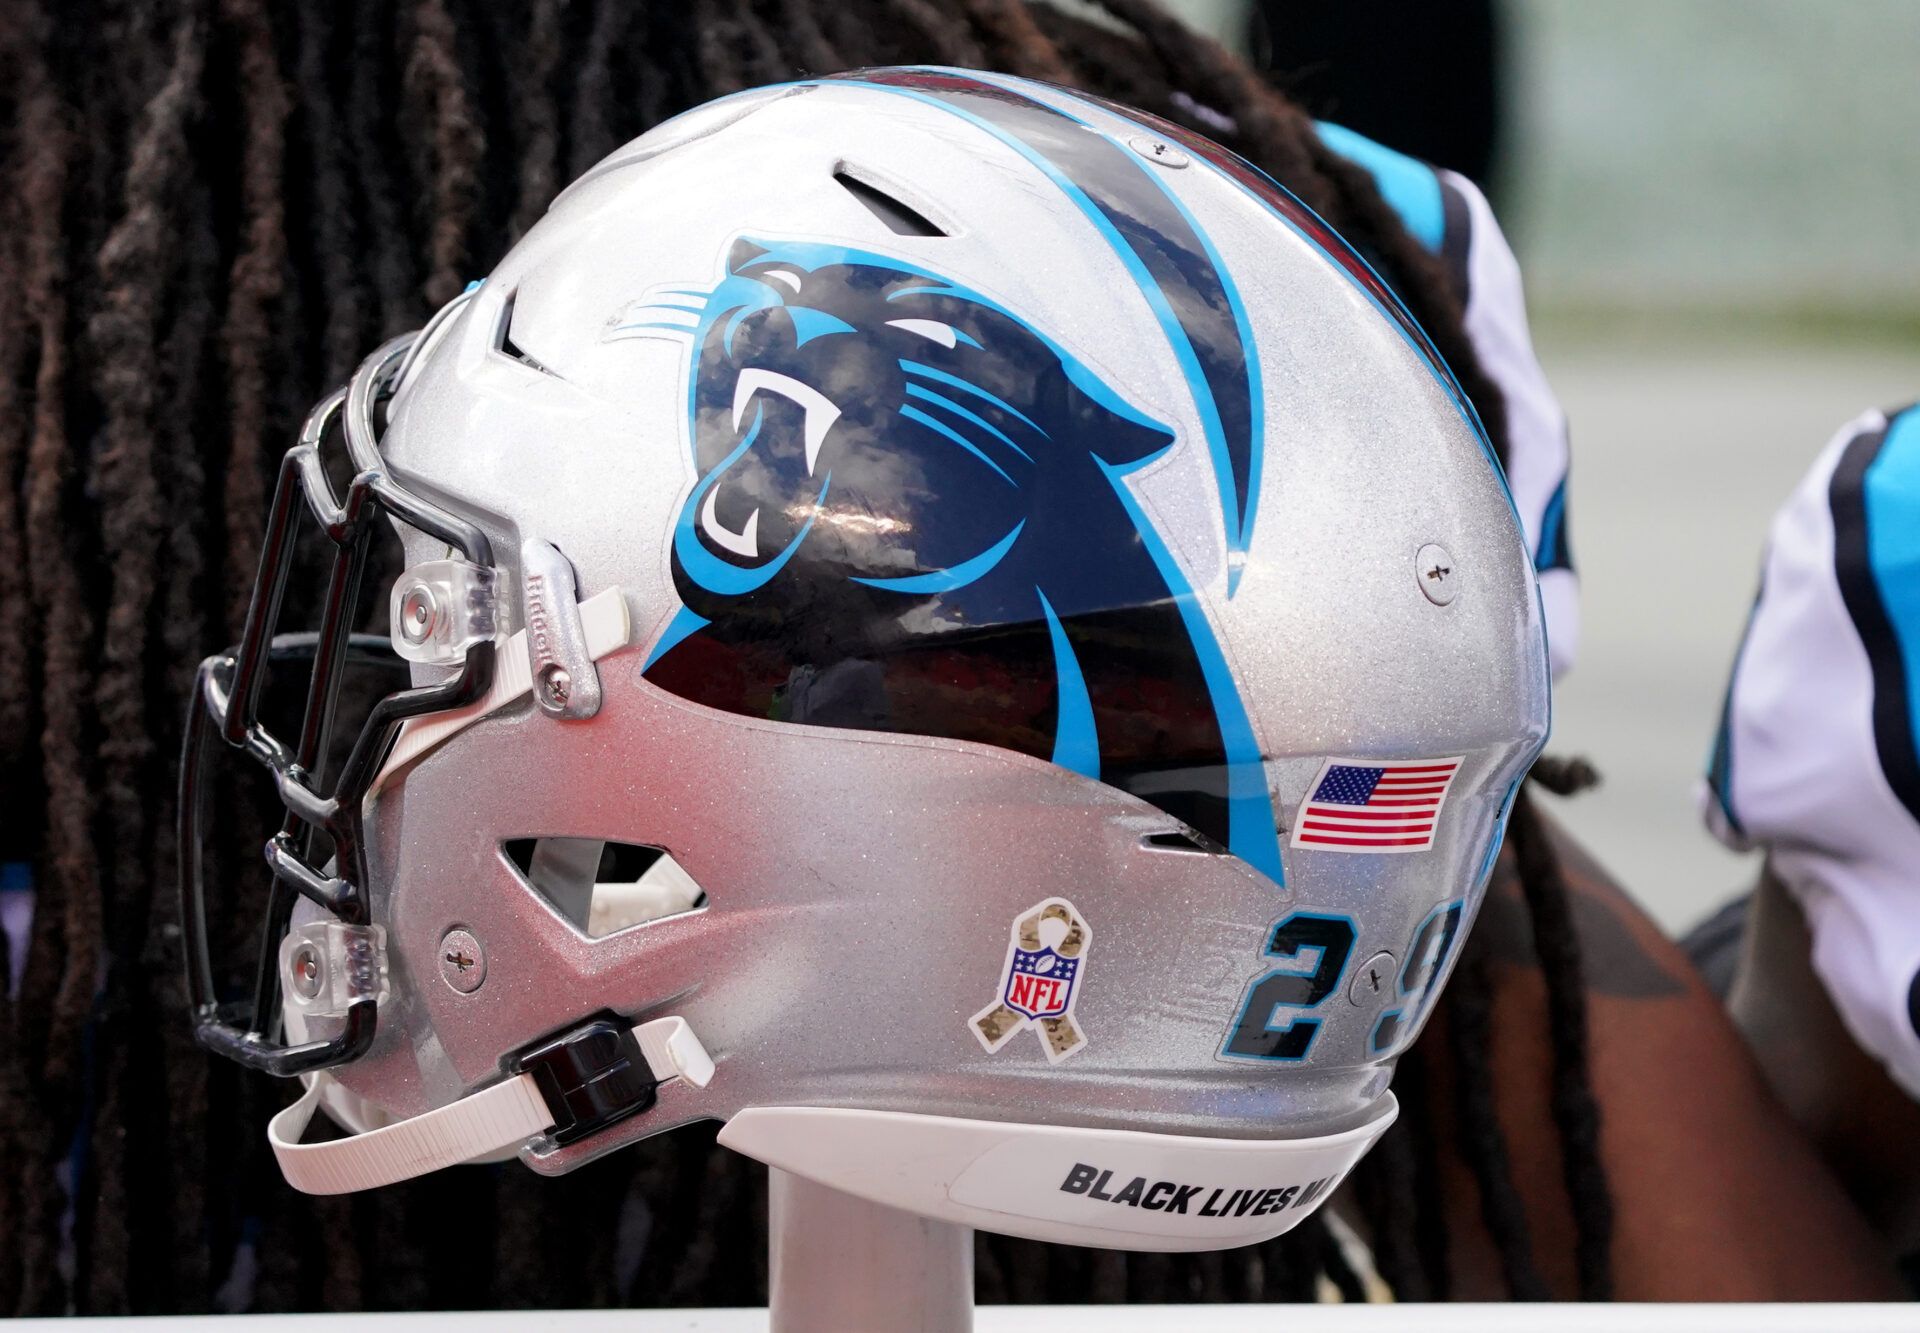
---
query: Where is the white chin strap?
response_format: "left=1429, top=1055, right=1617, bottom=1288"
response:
left=284, top=584, right=673, bottom=1195
left=269, top=1016, right=713, bottom=1195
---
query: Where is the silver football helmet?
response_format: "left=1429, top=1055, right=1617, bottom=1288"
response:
left=181, top=68, right=1547, bottom=1251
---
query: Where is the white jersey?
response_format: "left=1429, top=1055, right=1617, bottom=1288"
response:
left=1317, top=124, right=1577, bottom=679
left=1702, top=403, right=1920, bottom=1099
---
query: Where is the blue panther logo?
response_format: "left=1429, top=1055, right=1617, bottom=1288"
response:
left=617, top=237, right=1282, bottom=884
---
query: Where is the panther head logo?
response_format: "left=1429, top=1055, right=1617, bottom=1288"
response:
left=613, top=237, right=1281, bottom=880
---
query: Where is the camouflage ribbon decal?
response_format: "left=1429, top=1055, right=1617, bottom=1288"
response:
left=971, top=897, right=1092, bottom=1065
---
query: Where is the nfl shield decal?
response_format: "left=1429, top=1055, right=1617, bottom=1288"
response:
left=972, top=898, right=1092, bottom=1064
left=1004, top=946, right=1079, bottom=1021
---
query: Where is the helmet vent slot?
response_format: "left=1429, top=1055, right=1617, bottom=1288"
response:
left=832, top=166, right=947, bottom=238
left=494, top=292, right=563, bottom=378
left=1141, top=830, right=1226, bottom=855
left=502, top=838, right=707, bottom=938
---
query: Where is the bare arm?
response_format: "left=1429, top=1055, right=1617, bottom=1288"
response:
left=1421, top=806, right=1902, bottom=1300
left=1730, top=864, right=1920, bottom=1254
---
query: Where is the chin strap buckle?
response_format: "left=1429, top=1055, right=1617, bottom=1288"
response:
left=510, top=1017, right=656, bottom=1147
left=267, top=1015, right=713, bottom=1195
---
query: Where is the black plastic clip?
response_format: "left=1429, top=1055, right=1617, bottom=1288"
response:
left=509, top=1017, right=658, bottom=1146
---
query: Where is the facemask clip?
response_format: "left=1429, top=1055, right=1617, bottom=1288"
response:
left=390, top=559, right=499, bottom=666
left=280, top=920, right=391, bottom=1020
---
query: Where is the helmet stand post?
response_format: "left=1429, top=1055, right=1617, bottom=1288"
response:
left=767, top=1168, right=974, bottom=1332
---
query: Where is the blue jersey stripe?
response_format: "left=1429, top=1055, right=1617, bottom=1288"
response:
left=1830, top=405, right=1920, bottom=823
left=1314, top=122, right=1444, bottom=252
left=1536, top=476, right=1572, bottom=573
left=1704, top=584, right=1763, bottom=839
left=1864, top=407, right=1920, bottom=818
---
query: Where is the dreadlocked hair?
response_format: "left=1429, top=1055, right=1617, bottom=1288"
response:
left=0, top=0, right=1610, bottom=1311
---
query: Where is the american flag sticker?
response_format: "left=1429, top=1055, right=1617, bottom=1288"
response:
left=1288, top=757, right=1463, bottom=854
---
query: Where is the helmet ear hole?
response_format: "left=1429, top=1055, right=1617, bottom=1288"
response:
left=501, top=838, right=707, bottom=938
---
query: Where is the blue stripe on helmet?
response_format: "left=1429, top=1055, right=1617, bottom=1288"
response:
left=1094, top=450, right=1286, bottom=887
left=1703, top=583, right=1763, bottom=841
left=1037, top=588, right=1101, bottom=779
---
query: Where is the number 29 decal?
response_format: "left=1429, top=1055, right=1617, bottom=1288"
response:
left=1369, top=900, right=1463, bottom=1055
left=1220, top=901, right=1465, bottom=1063
left=1220, top=913, right=1356, bottom=1061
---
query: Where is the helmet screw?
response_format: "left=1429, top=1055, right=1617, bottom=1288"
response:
left=1127, top=134, right=1189, bottom=169
left=1415, top=543, right=1458, bottom=606
left=538, top=663, right=572, bottom=709
left=398, top=582, right=440, bottom=645
left=1348, top=951, right=1399, bottom=1008
left=287, top=942, right=325, bottom=1000
left=439, top=928, right=487, bottom=994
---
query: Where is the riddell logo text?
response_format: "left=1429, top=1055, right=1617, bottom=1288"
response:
left=1057, top=1162, right=1340, bottom=1217
left=525, top=572, right=554, bottom=663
